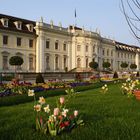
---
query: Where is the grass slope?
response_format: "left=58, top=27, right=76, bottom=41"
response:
left=0, top=84, right=140, bottom=140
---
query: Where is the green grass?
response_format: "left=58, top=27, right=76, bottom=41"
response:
left=1, top=83, right=140, bottom=140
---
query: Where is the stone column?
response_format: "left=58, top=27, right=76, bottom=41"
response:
left=35, top=22, right=45, bottom=73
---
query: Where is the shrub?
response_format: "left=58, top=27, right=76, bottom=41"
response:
left=120, top=62, right=128, bottom=69
left=9, top=56, right=24, bottom=66
left=130, top=64, right=137, bottom=70
left=36, top=73, right=45, bottom=83
left=136, top=71, right=139, bottom=77
left=102, top=62, right=111, bottom=69
left=113, top=71, right=118, bottom=78
left=64, top=67, right=68, bottom=72
left=89, top=61, right=98, bottom=70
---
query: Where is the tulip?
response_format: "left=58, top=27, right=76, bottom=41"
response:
left=64, top=121, right=70, bottom=126
left=53, top=108, right=59, bottom=116
left=58, top=115, right=63, bottom=120
left=60, top=97, right=65, bottom=104
left=74, top=110, right=78, bottom=117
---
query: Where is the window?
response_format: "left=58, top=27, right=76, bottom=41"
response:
left=118, top=52, right=119, bottom=57
left=86, top=46, right=88, bottom=52
left=29, top=25, right=33, bottom=32
left=17, top=65, right=22, bottom=70
left=86, top=58, right=88, bottom=68
left=17, top=37, right=21, bottom=46
left=14, top=21, right=22, bottom=30
left=46, top=40, right=50, bottom=49
left=102, top=49, right=105, bottom=55
left=29, top=57, right=34, bottom=70
left=3, top=35, right=8, bottom=45
left=46, top=56, right=50, bottom=70
left=26, top=24, right=33, bottom=32
left=118, top=61, right=120, bottom=70
left=4, top=19, right=8, bottom=27
left=29, top=39, right=33, bottom=48
left=2, top=56, right=8, bottom=70
left=107, top=49, right=109, bottom=56
left=111, top=50, right=113, bottom=56
left=98, top=48, right=99, bottom=53
left=121, top=53, right=123, bottom=58
left=64, top=57, right=67, bottom=68
left=18, top=23, right=21, bottom=29
left=55, top=56, right=59, bottom=70
left=124, top=53, right=126, bottom=58
left=77, top=58, right=81, bottom=68
left=77, top=45, right=81, bottom=51
left=63, top=44, right=66, bottom=51
left=55, top=42, right=58, bottom=50
left=93, top=46, right=95, bottom=52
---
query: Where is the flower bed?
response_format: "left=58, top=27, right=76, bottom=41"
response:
left=0, top=81, right=91, bottom=98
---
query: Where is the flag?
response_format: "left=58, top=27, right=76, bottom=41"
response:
left=75, top=9, right=77, bottom=18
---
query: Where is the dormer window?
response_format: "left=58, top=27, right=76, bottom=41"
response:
left=1, top=18, right=8, bottom=27
left=14, top=21, right=22, bottom=30
left=26, top=24, right=33, bottom=32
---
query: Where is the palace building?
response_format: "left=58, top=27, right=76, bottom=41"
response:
left=0, top=13, right=139, bottom=73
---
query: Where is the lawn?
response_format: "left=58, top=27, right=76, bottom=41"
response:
left=1, top=83, right=140, bottom=140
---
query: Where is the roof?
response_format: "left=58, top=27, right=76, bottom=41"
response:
left=115, top=41, right=139, bottom=49
left=0, top=13, right=36, bottom=35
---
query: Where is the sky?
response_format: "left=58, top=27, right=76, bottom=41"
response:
left=0, top=0, right=139, bottom=46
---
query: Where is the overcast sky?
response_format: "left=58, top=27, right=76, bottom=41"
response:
left=0, top=0, right=139, bottom=46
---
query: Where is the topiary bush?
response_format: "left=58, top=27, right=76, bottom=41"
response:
left=36, top=73, right=45, bottom=83
left=136, top=71, right=139, bottom=77
left=113, top=71, right=118, bottom=78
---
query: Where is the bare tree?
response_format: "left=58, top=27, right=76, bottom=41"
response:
left=120, top=0, right=140, bottom=42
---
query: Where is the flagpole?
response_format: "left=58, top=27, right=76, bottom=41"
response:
left=75, top=8, right=77, bottom=27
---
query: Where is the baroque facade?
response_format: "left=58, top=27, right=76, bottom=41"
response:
left=0, top=13, right=140, bottom=73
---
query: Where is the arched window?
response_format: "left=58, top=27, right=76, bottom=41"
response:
left=2, top=56, right=8, bottom=70
left=29, top=57, right=33, bottom=70
left=29, top=54, right=35, bottom=71
left=77, top=58, right=81, bottom=68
